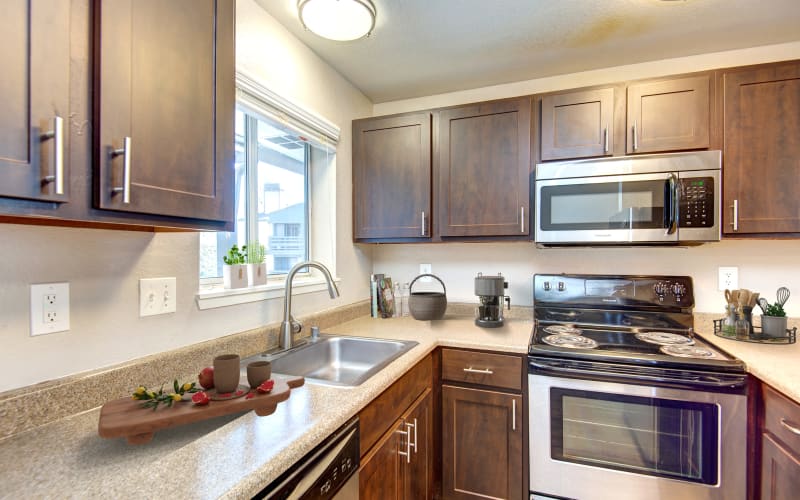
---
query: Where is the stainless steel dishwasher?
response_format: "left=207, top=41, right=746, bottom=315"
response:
left=255, top=417, right=360, bottom=500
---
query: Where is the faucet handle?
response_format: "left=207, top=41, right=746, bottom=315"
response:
left=290, top=315, right=302, bottom=335
left=311, top=326, right=320, bottom=340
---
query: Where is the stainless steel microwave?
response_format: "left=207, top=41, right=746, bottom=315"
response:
left=534, top=151, right=721, bottom=246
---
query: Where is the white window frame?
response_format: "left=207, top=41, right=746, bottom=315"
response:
left=196, top=72, right=340, bottom=310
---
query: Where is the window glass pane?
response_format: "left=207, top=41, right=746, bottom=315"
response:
left=199, top=109, right=247, bottom=279
left=256, top=117, right=308, bottom=275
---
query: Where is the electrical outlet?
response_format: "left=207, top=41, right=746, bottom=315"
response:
left=139, top=277, right=177, bottom=317
left=30, top=282, right=70, bottom=336
left=419, top=263, right=432, bottom=282
left=718, top=267, right=739, bottom=291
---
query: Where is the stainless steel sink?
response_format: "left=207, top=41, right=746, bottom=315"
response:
left=241, top=335, right=418, bottom=387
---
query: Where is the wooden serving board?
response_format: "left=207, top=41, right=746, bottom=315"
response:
left=98, top=376, right=304, bottom=445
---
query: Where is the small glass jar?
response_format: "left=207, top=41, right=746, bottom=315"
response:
left=735, top=313, right=750, bottom=340
left=722, top=304, right=737, bottom=335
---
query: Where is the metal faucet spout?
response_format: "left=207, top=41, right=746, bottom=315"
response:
left=280, top=260, right=339, bottom=350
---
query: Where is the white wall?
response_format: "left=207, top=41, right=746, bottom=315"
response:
left=371, top=41, right=800, bottom=317
left=0, top=0, right=373, bottom=393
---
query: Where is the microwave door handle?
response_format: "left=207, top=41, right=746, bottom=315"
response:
left=664, top=174, right=678, bottom=236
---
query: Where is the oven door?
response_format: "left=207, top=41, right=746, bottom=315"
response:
left=535, top=172, right=678, bottom=245
left=528, top=370, right=746, bottom=500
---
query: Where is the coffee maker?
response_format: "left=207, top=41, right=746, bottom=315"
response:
left=475, top=272, right=510, bottom=328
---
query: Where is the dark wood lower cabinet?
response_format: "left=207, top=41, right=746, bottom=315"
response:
left=360, top=389, right=433, bottom=499
left=761, top=433, right=800, bottom=500
left=441, top=385, right=523, bottom=500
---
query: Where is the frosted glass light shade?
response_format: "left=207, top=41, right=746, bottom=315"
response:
left=298, top=0, right=376, bottom=41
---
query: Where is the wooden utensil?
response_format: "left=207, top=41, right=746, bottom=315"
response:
left=724, top=289, right=732, bottom=304
left=750, top=292, right=759, bottom=308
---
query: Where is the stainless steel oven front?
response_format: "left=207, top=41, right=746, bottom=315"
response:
left=528, top=367, right=747, bottom=500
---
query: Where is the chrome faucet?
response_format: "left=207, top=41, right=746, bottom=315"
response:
left=280, top=260, right=340, bottom=350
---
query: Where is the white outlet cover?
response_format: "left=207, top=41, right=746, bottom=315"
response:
left=30, top=282, right=70, bottom=336
left=419, top=263, right=432, bottom=282
left=139, top=277, right=177, bottom=317
left=718, top=267, right=739, bottom=291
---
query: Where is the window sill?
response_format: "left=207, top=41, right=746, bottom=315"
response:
left=196, top=276, right=341, bottom=310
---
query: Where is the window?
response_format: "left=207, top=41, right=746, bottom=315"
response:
left=199, top=73, right=340, bottom=291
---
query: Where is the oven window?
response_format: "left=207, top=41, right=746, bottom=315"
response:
left=540, top=179, right=666, bottom=230
left=550, top=388, right=718, bottom=485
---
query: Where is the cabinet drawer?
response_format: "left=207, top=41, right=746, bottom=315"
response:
left=441, top=349, right=522, bottom=391
left=763, top=384, right=800, bottom=454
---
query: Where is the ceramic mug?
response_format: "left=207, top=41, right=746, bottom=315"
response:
left=246, top=361, right=272, bottom=388
left=213, top=354, right=241, bottom=393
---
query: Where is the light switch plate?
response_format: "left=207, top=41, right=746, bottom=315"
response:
left=30, top=282, right=70, bottom=336
left=139, top=277, right=177, bottom=317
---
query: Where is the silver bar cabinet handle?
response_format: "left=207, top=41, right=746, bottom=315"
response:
left=112, top=136, right=132, bottom=204
left=780, top=418, right=800, bottom=435
left=520, top=206, right=525, bottom=233
left=412, top=418, right=418, bottom=454
left=396, top=427, right=411, bottom=463
left=632, top=120, right=638, bottom=151
left=731, top=199, right=739, bottom=231
left=406, top=420, right=417, bottom=453
left=512, top=399, right=517, bottom=431
left=463, top=367, right=494, bottom=375
left=421, top=211, right=426, bottom=236
left=603, top=124, right=609, bottom=153
left=41, top=116, right=64, bottom=195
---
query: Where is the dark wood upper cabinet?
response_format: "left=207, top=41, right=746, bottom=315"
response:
left=437, top=98, right=531, bottom=237
left=723, top=61, right=800, bottom=235
left=540, top=88, right=615, bottom=160
left=0, top=0, right=70, bottom=203
left=627, top=75, right=711, bottom=154
left=353, top=113, right=432, bottom=240
left=93, top=0, right=234, bottom=223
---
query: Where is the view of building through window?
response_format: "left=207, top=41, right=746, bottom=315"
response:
left=199, top=108, right=309, bottom=280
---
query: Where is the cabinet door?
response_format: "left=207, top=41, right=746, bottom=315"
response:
left=761, top=433, right=800, bottom=500
left=723, top=62, right=800, bottom=234
left=93, top=0, right=234, bottom=223
left=438, top=98, right=531, bottom=237
left=541, top=88, right=614, bottom=160
left=0, top=0, right=70, bottom=203
left=442, top=385, right=523, bottom=500
left=360, top=418, right=404, bottom=500
left=403, top=389, right=433, bottom=500
left=627, top=75, right=710, bottom=154
left=353, top=113, right=432, bottom=240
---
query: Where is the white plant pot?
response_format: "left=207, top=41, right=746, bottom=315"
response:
left=761, top=315, right=788, bottom=338
left=247, top=262, right=267, bottom=287
left=223, top=264, right=247, bottom=289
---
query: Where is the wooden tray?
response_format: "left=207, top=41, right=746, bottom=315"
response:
left=98, top=376, right=304, bottom=444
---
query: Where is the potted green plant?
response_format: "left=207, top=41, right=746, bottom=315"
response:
left=222, top=244, right=247, bottom=289
left=761, top=302, right=788, bottom=338
left=246, top=242, right=267, bottom=287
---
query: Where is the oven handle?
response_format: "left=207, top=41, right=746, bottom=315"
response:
left=528, top=359, right=747, bottom=388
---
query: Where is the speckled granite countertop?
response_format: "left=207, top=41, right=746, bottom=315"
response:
left=0, top=315, right=531, bottom=499
left=3, top=310, right=797, bottom=499
left=695, top=313, right=800, bottom=404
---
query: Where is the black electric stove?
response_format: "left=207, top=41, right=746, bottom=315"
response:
left=529, top=274, right=746, bottom=374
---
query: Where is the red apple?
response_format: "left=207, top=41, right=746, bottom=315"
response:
left=198, top=366, right=215, bottom=389
left=192, top=391, right=210, bottom=406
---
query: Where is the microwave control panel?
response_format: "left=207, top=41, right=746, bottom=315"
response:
left=678, top=177, right=714, bottom=228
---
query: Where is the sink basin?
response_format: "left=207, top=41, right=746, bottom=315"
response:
left=241, top=335, right=418, bottom=387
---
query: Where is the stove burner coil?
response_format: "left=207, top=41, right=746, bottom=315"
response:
left=542, top=325, right=583, bottom=335
left=635, top=331, right=695, bottom=346
left=660, top=344, right=716, bottom=358
left=542, top=333, right=599, bottom=349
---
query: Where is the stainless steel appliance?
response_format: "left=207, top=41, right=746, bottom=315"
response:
left=535, top=151, right=721, bottom=245
left=257, top=417, right=359, bottom=499
left=475, top=272, right=510, bottom=328
left=528, top=274, right=747, bottom=500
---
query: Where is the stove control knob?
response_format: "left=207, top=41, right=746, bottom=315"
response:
left=543, top=282, right=551, bottom=291
left=672, top=282, right=687, bottom=298
left=557, top=281, right=566, bottom=292
left=653, top=282, right=669, bottom=297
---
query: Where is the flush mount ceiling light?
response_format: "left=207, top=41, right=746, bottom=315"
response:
left=297, top=0, right=376, bottom=41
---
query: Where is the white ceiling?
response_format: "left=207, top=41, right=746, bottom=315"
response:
left=257, top=0, right=800, bottom=103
